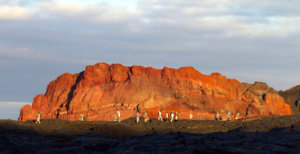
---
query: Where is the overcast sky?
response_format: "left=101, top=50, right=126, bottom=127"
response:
left=1, top=0, right=300, bottom=119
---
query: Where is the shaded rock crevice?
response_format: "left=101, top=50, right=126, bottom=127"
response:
left=66, top=72, right=84, bottom=112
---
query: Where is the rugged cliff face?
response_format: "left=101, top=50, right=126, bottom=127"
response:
left=279, top=85, right=300, bottom=114
left=19, top=62, right=291, bottom=122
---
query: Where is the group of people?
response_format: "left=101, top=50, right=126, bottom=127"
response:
left=134, top=110, right=194, bottom=123
left=135, top=111, right=150, bottom=123
left=135, top=110, right=181, bottom=123
left=157, top=110, right=180, bottom=122
left=35, top=110, right=240, bottom=123
left=214, top=112, right=240, bottom=121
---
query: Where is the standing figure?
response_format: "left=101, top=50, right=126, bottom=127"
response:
left=235, top=113, right=239, bottom=120
left=189, top=110, right=193, bottom=120
left=227, top=112, right=231, bottom=121
left=166, top=112, right=169, bottom=122
left=158, top=110, right=163, bottom=121
left=113, top=114, right=117, bottom=121
left=117, top=110, right=121, bottom=122
left=170, top=111, right=174, bottom=122
left=36, top=113, right=41, bottom=123
left=175, top=112, right=178, bottom=121
left=136, top=112, right=140, bottom=123
left=215, top=112, right=220, bottom=121
left=81, top=114, right=84, bottom=121
left=56, top=109, right=60, bottom=119
left=144, top=112, right=149, bottom=122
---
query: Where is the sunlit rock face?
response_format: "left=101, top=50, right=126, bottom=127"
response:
left=18, top=62, right=291, bottom=122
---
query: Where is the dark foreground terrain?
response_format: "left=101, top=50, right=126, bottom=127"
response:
left=1, top=115, right=300, bottom=153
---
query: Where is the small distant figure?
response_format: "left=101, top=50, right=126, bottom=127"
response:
left=165, top=112, right=169, bottom=122
left=170, top=111, right=174, bottom=122
left=175, top=112, right=178, bottom=122
left=144, top=112, right=149, bottom=122
left=117, top=110, right=121, bottom=122
left=113, top=114, right=117, bottom=121
left=158, top=110, right=163, bottom=121
left=36, top=113, right=41, bottom=123
left=80, top=114, right=84, bottom=121
left=56, top=109, right=60, bottom=119
left=189, top=110, right=193, bottom=120
left=215, top=112, right=220, bottom=121
left=235, top=113, right=240, bottom=120
left=227, top=112, right=231, bottom=121
left=136, top=112, right=140, bottom=124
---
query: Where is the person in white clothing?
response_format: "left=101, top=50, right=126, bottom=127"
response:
left=80, top=114, right=84, bottom=121
left=189, top=110, right=193, bottom=120
left=117, top=110, right=121, bottom=122
left=158, top=110, right=163, bottom=121
left=36, top=113, right=41, bottom=123
left=136, top=112, right=140, bottom=123
left=170, top=111, right=174, bottom=122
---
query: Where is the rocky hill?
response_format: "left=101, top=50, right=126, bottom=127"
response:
left=279, top=85, right=300, bottom=114
left=19, top=62, right=291, bottom=121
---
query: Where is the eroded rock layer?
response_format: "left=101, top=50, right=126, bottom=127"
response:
left=19, top=63, right=291, bottom=121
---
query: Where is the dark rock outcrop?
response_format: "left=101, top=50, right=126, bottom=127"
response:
left=279, top=85, right=300, bottom=114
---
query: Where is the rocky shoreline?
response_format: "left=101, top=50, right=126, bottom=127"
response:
left=1, top=115, right=300, bottom=153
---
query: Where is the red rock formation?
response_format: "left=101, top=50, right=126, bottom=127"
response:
left=18, top=62, right=291, bottom=122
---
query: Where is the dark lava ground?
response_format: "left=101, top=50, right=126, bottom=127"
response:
left=1, top=115, right=300, bottom=153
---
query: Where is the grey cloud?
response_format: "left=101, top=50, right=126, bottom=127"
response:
left=38, top=1, right=141, bottom=24
left=0, top=0, right=53, bottom=6
left=0, top=0, right=299, bottom=107
left=0, top=43, right=95, bottom=65
left=236, top=0, right=300, bottom=16
left=134, top=1, right=300, bottom=39
left=139, top=0, right=300, bottom=17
